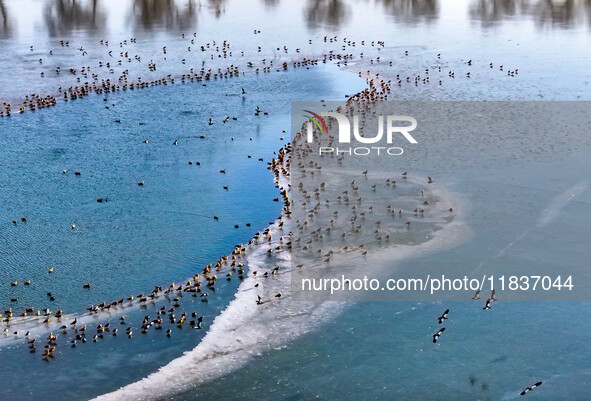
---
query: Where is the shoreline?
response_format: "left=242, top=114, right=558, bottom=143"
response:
left=0, top=48, right=343, bottom=317
left=0, top=144, right=294, bottom=342
left=93, top=138, right=297, bottom=401
left=91, top=79, right=473, bottom=400
left=1, top=46, right=366, bottom=325
left=91, top=78, right=474, bottom=401
left=0, top=68, right=302, bottom=353
left=1, top=43, right=465, bottom=396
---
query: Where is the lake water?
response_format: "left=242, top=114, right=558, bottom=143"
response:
left=0, top=0, right=590, bottom=400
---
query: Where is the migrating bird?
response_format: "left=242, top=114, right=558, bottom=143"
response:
left=433, top=328, right=445, bottom=343
left=471, top=290, right=481, bottom=300
left=438, top=309, right=449, bottom=324
left=483, top=299, right=492, bottom=310
left=520, top=381, right=543, bottom=396
left=490, top=289, right=497, bottom=302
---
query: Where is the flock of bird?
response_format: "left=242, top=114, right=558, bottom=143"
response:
left=0, top=27, right=537, bottom=397
left=431, top=288, right=497, bottom=344
left=2, top=135, right=293, bottom=364
left=288, top=98, right=455, bottom=272
left=431, top=306, right=543, bottom=397
left=284, top=92, right=542, bottom=396
left=3, top=219, right=292, bottom=362
left=0, top=30, right=518, bottom=118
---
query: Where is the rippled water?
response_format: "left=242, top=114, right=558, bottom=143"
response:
left=0, top=65, right=353, bottom=313
left=0, top=61, right=364, bottom=400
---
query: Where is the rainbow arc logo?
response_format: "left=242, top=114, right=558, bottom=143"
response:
left=303, top=110, right=328, bottom=135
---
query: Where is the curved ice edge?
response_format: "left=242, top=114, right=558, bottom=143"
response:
left=93, top=183, right=471, bottom=401
left=92, top=219, right=342, bottom=401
